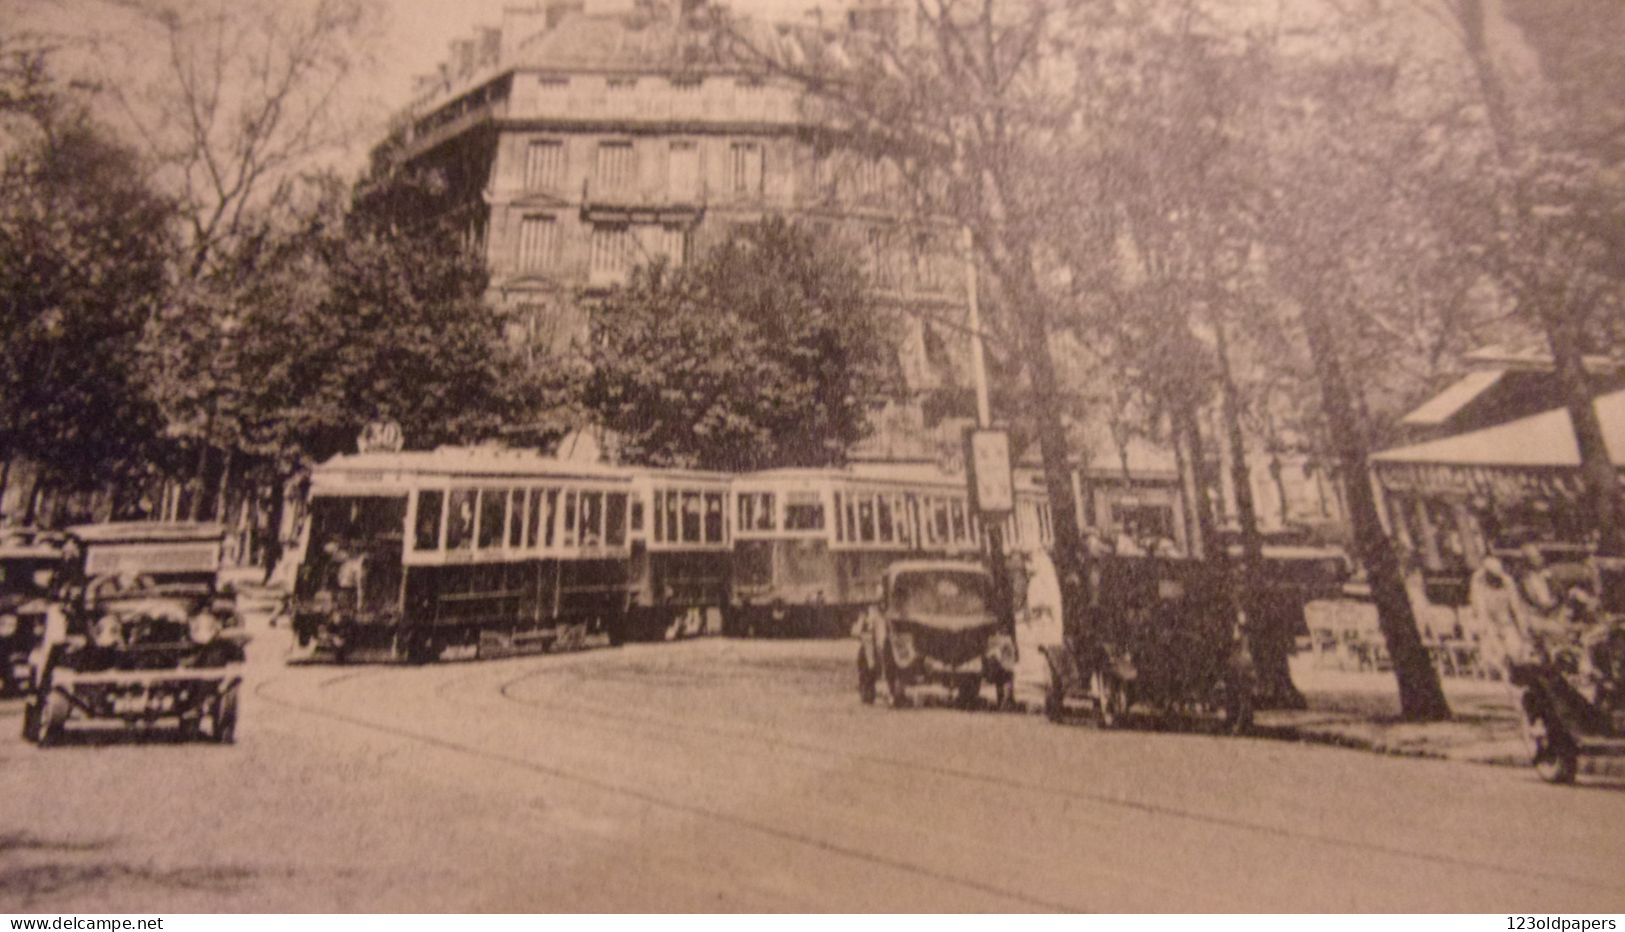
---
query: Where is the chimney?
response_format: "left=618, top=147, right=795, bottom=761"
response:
left=501, top=4, right=547, bottom=58
left=478, top=27, right=502, bottom=67
left=545, top=0, right=585, bottom=29
left=449, top=38, right=476, bottom=77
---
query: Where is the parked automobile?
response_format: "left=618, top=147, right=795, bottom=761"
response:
left=856, top=561, right=1017, bottom=709
left=0, top=541, right=62, bottom=696
left=1042, top=555, right=1254, bottom=732
left=20, top=522, right=247, bottom=746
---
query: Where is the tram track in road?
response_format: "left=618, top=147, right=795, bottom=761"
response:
left=483, top=651, right=1621, bottom=899
left=251, top=658, right=1087, bottom=912
left=251, top=646, right=1622, bottom=909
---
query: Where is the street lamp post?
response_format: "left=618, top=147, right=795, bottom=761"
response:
left=961, top=226, right=1018, bottom=642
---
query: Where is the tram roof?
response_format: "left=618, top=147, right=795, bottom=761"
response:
left=736, top=462, right=1048, bottom=494
left=65, top=521, right=226, bottom=545
left=314, top=449, right=631, bottom=481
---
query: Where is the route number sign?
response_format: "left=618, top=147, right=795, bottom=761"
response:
left=964, top=428, right=1013, bottom=514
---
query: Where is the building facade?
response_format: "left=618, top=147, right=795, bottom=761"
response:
left=393, top=0, right=971, bottom=459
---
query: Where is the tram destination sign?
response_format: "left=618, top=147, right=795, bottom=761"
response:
left=964, top=428, right=1014, bottom=514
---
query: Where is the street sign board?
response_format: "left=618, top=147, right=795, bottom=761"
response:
left=964, top=428, right=1013, bottom=514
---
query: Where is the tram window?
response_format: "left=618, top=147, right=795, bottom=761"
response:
left=858, top=498, right=876, bottom=543
left=832, top=494, right=844, bottom=542
left=606, top=492, right=628, bottom=546
left=447, top=489, right=477, bottom=550
left=478, top=489, right=507, bottom=549
left=784, top=493, right=823, bottom=531
left=876, top=497, right=894, bottom=542
left=508, top=488, right=524, bottom=548
left=668, top=491, right=684, bottom=543
left=933, top=501, right=950, bottom=543
left=704, top=492, right=725, bottom=543
left=950, top=500, right=967, bottom=543
left=845, top=496, right=857, bottom=543
left=414, top=490, right=444, bottom=551
left=543, top=489, right=558, bottom=547
left=630, top=497, right=644, bottom=534
left=562, top=491, right=578, bottom=546
left=675, top=491, right=698, bottom=543
left=738, top=491, right=775, bottom=532
left=652, top=491, right=665, bottom=543
left=580, top=491, right=603, bottom=546
left=525, top=489, right=543, bottom=548
left=897, top=497, right=913, bottom=544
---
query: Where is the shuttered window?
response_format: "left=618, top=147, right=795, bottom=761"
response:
left=595, top=140, right=636, bottom=195
left=518, top=214, right=559, bottom=273
left=728, top=142, right=763, bottom=194
left=589, top=225, right=635, bottom=284
left=525, top=139, right=565, bottom=190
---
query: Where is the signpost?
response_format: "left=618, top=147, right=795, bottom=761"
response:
left=961, top=227, right=1018, bottom=646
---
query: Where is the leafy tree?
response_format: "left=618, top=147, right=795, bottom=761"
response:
left=1417, top=0, right=1625, bottom=560
left=586, top=218, right=899, bottom=471
left=0, top=90, right=173, bottom=512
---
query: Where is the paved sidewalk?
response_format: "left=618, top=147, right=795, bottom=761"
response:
left=1260, top=655, right=1546, bottom=768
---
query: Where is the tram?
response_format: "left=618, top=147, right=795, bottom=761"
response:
left=291, top=448, right=637, bottom=662
left=727, top=464, right=1053, bottom=637
left=622, top=468, right=734, bottom=641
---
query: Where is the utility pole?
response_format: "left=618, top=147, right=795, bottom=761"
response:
left=962, top=226, right=1018, bottom=642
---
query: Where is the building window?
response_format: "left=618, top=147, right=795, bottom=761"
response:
left=518, top=214, right=559, bottom=273
left=595, top=140, right=637, bottom=195
left=867, top=227, right=900, bottom=289
left=728, top=141, right=763, bottom=195
left=647, top=225, right=688, bottom=268
left=590, top=224, right=635, bottom=285
left=607, top=76, right=638, bottom=90
left=670, top=76, right=702, bottom=91
left=525, top=139, right=565, bottom=190
left=668, top=140, right=700, bottom=201
left=538, top=75, right=569, bottom=89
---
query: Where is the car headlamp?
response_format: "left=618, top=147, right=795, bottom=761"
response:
left=93, top=613, right=123, bottom=648
left=0, top=613, right=16, bottom=637
left=188, top=611, right=221, bottom=645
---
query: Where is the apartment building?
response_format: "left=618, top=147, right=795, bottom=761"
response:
left=393, top=0, right=970, bottom=458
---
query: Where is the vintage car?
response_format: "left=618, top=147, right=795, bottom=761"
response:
left=1043, top=554, right=1254, bottom=732
left=20, top=522, right=247, bottom=746
left=0, top=541, right=62, bottom=696
left=856, top=561, right=1017, bottom=708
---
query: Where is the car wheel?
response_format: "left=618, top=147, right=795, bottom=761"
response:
left=1092, top=671, right=1128, bottom=730
left=954, top=676, right=980, bottom=709
left=857, top=648, right=877, bottom=705
left=883, top=647, right=910, bottom=709
left=994, top=677, right=1015, bottom=710
left=1215, top=676, right=1253, bottom=735
left=177, top=713, right=202, bottom=741
left=1527, top=714, right=1577, bottom=784
left=38, top=690, right=70, bottom=747
left=213, top=690, right=239, bottom=745
left=20, top=699, right=40, bottom=743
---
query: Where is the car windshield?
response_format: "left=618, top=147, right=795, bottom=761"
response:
left=892, top=572, right=991, bottom=616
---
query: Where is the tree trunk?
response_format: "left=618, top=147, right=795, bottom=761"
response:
left=1214, top=313, right=1305, bottom=710
left=263, top=476, right=288, bottom=583
left=0, top=455, right=12, bottom=522
left=1003, top=255, right=1091, bottom=640
left=1548, top=315, right=1624, bottom=557
left=1304, top=299, right=1450, bottom=721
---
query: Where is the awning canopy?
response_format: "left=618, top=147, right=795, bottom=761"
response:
left=1399, top=369, right=1505, bottom=427
left=1375, top=389, right=1625, bottom=470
